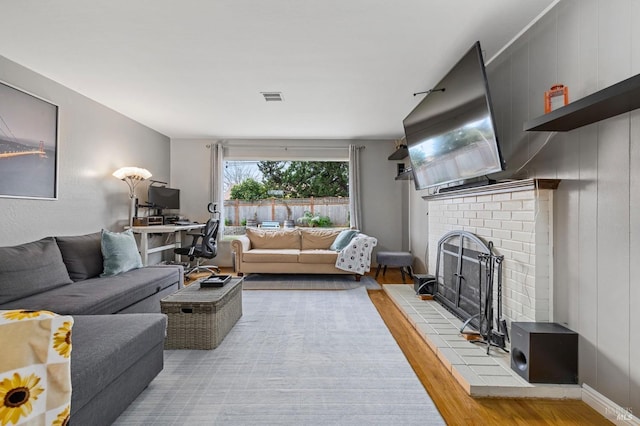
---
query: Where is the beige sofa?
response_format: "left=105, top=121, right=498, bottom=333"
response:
left=231, top=227, right=365, bottom=279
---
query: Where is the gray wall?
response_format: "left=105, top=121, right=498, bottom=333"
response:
left=488, top=0, right=636, bottom=412
left=0, top=55, right=171, bottom=246
left=170, top=138, right=406, bottom=265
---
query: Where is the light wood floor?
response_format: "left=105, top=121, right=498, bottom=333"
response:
left=211, top=267, right=611, bottom=425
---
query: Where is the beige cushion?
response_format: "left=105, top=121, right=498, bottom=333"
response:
left=298, top=250, right=339, bottom=264
left=300, top=229, right=342, bottom=250
left=246, top=228, right=300, bottom=249
left=242, top=249, right=300, bottom=263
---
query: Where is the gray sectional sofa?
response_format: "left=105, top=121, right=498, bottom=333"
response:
left=0, top=232, right=182, bottom=425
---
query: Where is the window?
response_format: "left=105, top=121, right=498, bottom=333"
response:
left=223, top=160, right=349, bottom=230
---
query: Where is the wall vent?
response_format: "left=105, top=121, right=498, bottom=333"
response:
left=261, top=92, right=284, bottom=102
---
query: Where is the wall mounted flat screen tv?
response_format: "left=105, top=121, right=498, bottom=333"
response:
left=403, top=41, right=505, bottom=191
left=148, top=186, right=180, bottom=210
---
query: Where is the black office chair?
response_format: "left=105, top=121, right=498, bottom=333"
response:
left=174, top=202, right=221, bottom=277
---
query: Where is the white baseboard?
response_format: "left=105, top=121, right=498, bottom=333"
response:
left=582, top=384, right=639, bottom=425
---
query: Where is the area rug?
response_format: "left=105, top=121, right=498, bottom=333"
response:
left=113, top=287, right=445, bottom=425
left=241, top=273, right=382, bottom=290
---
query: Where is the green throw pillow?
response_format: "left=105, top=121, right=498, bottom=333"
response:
left=100, top=229, right=143, bottom=277
left=330, top=229, right=359, bottom=251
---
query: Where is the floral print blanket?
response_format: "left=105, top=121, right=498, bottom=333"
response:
left=0, top=310, right=72, bottom=426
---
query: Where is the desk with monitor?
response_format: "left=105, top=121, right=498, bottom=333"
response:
left=129, top=224, right=205, bottom=266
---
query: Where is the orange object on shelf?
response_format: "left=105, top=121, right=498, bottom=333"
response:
left=544, top=84, right=569, bottom=113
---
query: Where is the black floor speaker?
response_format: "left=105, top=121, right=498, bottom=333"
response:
left=510, top=322, right=578, bottom=384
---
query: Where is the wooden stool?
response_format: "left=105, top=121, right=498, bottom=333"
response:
left=375, top=251, right=413, bottom=283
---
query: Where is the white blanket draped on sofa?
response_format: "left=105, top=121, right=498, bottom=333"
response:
left=335, top=235, right=377, bottom=275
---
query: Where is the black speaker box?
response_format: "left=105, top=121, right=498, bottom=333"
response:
left=510, top=322, right=578, bottom=384
left=413, top=274, right=435, bottom=294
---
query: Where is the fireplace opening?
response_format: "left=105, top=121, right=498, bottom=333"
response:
left=431, top=230, right=508, bottom=352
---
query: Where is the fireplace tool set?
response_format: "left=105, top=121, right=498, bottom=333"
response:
left=460, top=242, right=509, bottom=354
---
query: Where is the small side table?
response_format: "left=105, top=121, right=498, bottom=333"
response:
left=161, top=277, right=243, bottom=349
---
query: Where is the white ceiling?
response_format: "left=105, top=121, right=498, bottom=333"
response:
left=0, top=0, right=556, bottom=140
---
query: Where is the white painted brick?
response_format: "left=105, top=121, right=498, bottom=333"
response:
left=484, top=202, right=501, bottom=210
left=470, top=203, right=484, bottom=210
left=492, top=193, right=512, bottom=201
left=511, top=190, right=535, bottom=200
left=470, top=219, right=484, bottom=227
left=492, top=229, right=512, bottom=240
left=523, top=200, right=535, bottom=210
left=477, top=211, right=492, bottom=219
left=484, top=219, right=501, bottom=229
left=443, top=199, right=453, bottom=204
left=501, top=240, right=523, bottom=252
left=501, top=200, right=523, bottom=211
left=464, top=211, right=477, bottom=219
left=476, top=195, right=492, bottom=202
left=498, top=248, right=514, bottom=260
left=476, top=227, right=492, bottom=238
left=452, top=197, right=464, bottom=204
left=447, top=204, right=459, bottom=211
left=452, top=211, right=464, bottom=218
left=512, top=231, right=534, bottom=243
left=462, top=226, right=477, bottom=234
left=513, top=251, right=530, bottom=264
left=458, top=218, right=470, bottom=226
left=502, top=221, right=523, bottom=231
left=512, top=211, right=535, bottom=222
left=522, top=222, right=534, bottom=233
left=493, top=211, right=511, bottom=220
left=463, top=196, right=477, bottom=203
left=458, top=203, right=470, bottom=211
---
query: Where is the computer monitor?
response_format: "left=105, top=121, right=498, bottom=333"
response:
left=148, top=186, right=180, bottom=210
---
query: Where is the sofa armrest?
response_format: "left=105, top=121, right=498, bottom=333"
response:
left=230, top=236, right=251, bottom=268
left=146, top=264, right=185, bottom=288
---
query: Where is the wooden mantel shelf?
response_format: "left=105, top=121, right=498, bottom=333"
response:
left=421, top=179, right=560, bottom=201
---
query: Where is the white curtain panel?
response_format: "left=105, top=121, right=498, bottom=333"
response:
left=348, top=144, right=362, bottom=230
left=210, top=142, right=225, bottom=237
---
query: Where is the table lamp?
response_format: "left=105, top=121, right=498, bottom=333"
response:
left=112, top=166, right=152, bottom=227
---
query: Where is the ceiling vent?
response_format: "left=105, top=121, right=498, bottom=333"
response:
left=261, top=92, right=284, bottom=102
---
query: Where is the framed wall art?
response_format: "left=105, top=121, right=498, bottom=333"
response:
left=0, top=80, right=59, bottom=199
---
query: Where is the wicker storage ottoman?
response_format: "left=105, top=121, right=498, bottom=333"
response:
left=161, top=277, right=243, bottom=349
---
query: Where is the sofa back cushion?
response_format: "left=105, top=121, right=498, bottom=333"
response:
left=56, top=232, right=103, bottom=281
left=100, top=229, right=143, bottom=277
left=300, top=229, right=342, bottom=250
left=246, top=228, right=300, bottom=249
left=329, top=229, right=360, bottom=251
left=0, top=237, right=73, bottom=304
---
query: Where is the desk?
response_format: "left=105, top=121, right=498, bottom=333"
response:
left=129, top=224, right=205, bottom=266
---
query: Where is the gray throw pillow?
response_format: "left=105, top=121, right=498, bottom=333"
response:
left=330, top=229, right=360, bottom=251
left=100, top=229, right=143, bottom=277
left=0, top=237, right=73, bottom=304
left=56, top=232, right=103, bottom=281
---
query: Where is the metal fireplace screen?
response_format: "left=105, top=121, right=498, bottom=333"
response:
left=435, top=231, right=491, bottom=333
left=433, top=230, right=507, bottom=352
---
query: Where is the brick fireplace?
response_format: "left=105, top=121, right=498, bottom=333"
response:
left=426, top=179, right=559, bottom=327
left=381, top=179, right=576, bottom=398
